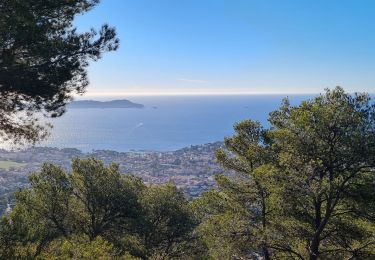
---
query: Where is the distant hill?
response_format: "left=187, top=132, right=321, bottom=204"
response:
left=68, top=99, right=144, bottom=109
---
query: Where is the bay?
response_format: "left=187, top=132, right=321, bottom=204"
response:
left=40, top=95, right=311, bottom=152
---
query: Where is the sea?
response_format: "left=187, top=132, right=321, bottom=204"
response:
left=37, top=95, right=312, bottom=152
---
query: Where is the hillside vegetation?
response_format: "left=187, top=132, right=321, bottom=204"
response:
left=1, top=88, right=374, bottom=259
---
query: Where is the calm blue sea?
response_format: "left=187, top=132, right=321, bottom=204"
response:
left=39, top=95, right=311, bottom=152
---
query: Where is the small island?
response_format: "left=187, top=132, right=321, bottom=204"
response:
left=68, top=99, right=144, bottom=109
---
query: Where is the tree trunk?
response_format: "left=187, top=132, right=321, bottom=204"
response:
left=260, top=190, right=270, bottom=260
left=309, top=215, right=331, bottom=260
left=262, top=245, right=271, bottom=260
left=309, top=237, right=319, bottom=260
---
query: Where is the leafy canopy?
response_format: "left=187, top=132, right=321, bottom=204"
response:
left=195, top=87, right=375, bottom=259
left=0, top=158, right=197, bottom=259
left=0, top=0, right=119, bottom=144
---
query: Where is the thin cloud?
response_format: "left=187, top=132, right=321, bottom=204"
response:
left=177, top=78, right=208, bottom=84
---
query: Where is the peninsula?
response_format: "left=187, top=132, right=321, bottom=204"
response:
left=68, top=99, right=144, bottom=109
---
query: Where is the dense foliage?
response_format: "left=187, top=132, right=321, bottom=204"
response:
left=194, top=87, right=375, bottom=259
left=0, top=0, right=119, bottom=144
left=0, top=158, right=198, bottom=259
left=0, top=88, right=374, bottom=259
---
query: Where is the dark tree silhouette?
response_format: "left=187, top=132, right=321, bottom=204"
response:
left=0, top=0, right=119, bottom=144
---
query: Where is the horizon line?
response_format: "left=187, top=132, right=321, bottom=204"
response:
left=78, top=90, right=375, bottom=97
left=79, top=91, right=322, bottom=97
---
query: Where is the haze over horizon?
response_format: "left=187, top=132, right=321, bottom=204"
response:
left=74, top=88, right=374, bottom=98
left=75, top=0, right=375, bottom=96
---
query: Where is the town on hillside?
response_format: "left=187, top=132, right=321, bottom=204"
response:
left=0, top=142, right=227, bottom=214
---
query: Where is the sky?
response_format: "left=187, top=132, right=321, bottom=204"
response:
left=74, top=0, right=375, bottom=96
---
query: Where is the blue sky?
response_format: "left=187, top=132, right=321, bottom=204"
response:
left=75, top=0, right=375, bottom=95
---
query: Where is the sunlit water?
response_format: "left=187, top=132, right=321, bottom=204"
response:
left=30, top=95, right=311, bottom=152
